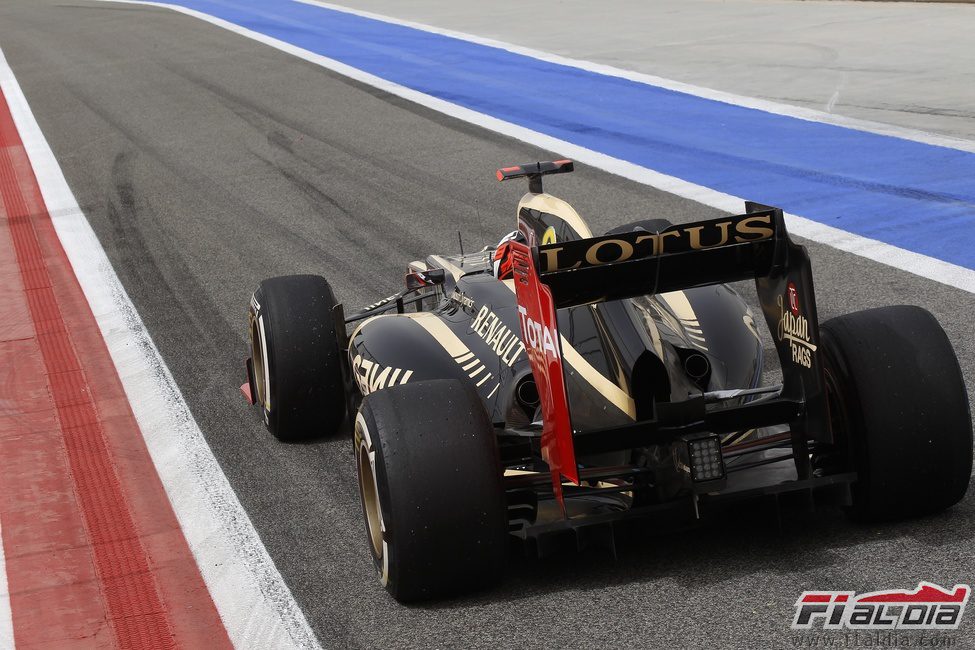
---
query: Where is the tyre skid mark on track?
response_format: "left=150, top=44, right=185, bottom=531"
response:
left=91, top=0, right=975, bottom=295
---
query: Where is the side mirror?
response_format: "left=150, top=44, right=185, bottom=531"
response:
left=405, top=268, right=446, bottom=291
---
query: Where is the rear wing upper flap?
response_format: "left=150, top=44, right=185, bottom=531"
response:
left=497, top=159, right=574, bottom=193
left=537, top=207, right=783, bottom=308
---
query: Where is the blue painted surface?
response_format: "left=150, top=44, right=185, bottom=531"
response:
left=171, top=0, right=975, bottom=270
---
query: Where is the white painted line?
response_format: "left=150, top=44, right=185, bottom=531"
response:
left=92, top=0, right=975, bottom=294
left=0, top=516, right=13, bottom=650
left=0, top=46, right=320, bottom=650
left=303, top=0, right=975, bottom=154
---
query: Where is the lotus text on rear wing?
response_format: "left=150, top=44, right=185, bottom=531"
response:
left=538, top=212, right=775, bottom=272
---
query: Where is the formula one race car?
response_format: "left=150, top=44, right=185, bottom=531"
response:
left=241, top=160, right=972, bottom=602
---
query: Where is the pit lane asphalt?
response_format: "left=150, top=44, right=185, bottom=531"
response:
left=1, top=1, right=973, bottom=647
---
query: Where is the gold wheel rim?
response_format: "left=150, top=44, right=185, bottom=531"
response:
left=356, top=424, right=383, bottom=559
left=250, top=318, right=267, bottom=407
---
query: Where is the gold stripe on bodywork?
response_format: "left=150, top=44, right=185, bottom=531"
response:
left=659, top=291, right=699, bottom=324
left=351, top=311, right=471, bottom=358
left=502, top=280, right=635, bottom=419
left=560, top=338, right=636, bottom=418
left=352, top=282, right=637, bottom=419
left=722, top=428, right=756, bottom=445
left=352, top=313, right=496, bottom=393
left=643, top=307, right=666, bottom=359
left=518, top=192, right=594, bottom=239
left=400, top=312, right=471, bottom=358
left=659, top=290, right=709, bottom=351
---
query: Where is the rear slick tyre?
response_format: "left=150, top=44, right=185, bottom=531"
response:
left=820, top=305, right=972, bottom=521
left=354, top=379, right=507, bottom=602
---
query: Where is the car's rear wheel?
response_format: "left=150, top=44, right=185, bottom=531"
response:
left=354, top=379, right=507, bottom=602
left=820, top=305, right=972, bottom=521
left=248, top=274, right=345, bottom=441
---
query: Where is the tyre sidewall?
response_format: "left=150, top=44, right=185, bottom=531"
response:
left=249, top=285, right=275, bottom=429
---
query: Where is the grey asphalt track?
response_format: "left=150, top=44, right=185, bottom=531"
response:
left=1, top=1, right=973, bottom=647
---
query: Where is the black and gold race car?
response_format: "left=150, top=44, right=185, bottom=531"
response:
left=241, top=160, right=972, bottom=602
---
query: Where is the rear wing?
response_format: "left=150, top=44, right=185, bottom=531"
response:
left=497, top=159, right=574, bottom=193
left=538, top=208, right=779, bottom=306
left=510, top=195, right=827, bottom=503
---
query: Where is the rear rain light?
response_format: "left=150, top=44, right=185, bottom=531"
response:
left=675, top=433, right=726, bottom=489
left=688, top=434, right=725, bottom=482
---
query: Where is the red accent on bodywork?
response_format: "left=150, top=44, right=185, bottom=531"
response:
left=787, top=281, right=800, bottom=316
left=240, top=382, right=254, bottom=405
left=407, top=270, right=428, bottom=286
left=496, top=165, right=521, bottom=181
left=509, top=241, right=578, bottom=508
left=243, top=357, right=257, bottom=405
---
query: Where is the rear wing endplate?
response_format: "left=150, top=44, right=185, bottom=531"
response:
left=510, top=240, right=576, bottom=507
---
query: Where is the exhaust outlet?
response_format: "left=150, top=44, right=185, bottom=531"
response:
left=516, top=378, right=541, bottom=409
left=683, top=353, right=711, bottom=381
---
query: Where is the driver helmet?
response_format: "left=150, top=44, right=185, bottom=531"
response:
left=492, top=230, right=524, bottom=280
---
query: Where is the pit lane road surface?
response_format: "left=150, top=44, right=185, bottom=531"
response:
left=0, top=0, right=973, bottom=647
left=81, top=0, right=975, bottom=291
